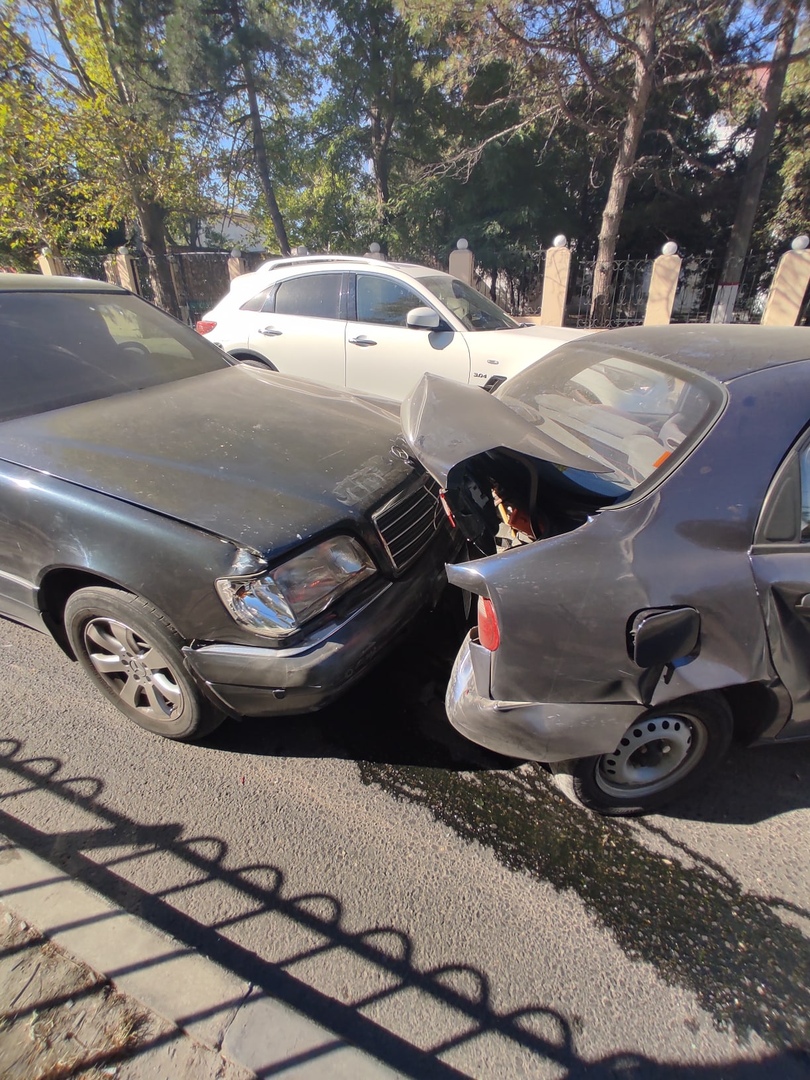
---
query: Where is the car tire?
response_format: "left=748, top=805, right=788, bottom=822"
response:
left=550, top=693, right=733, bottom=816
left=64, top=586, right=225, bottom=740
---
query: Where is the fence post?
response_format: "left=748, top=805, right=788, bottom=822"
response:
left=115, top=247, right=141, bottom=295
left=364, top=242, right=385, bottom=261
left=538, top=236, right=571, bottom=326
left=449, top=238, right=474, bottom=285
left=761, top=236, right=810, bottom=326
left=643, top=243, right=682, bottom=325
left=37, top=247, right=66, bottom=275
left=228, top=248, right=247, bottom=280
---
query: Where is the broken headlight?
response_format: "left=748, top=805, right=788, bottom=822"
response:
left=216, top=536, right=376, bottom=641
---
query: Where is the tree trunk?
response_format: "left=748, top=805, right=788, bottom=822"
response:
left=590, top=1, right=656, bottom=324
left=243, top=67, right=292, bottom=257
left=137, top=201, right=180, bottom=318
left=713, top=0, right=800, bottom=322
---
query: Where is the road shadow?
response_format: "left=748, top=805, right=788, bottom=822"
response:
left=1, top=737, right=808, bottom=1073
left=650, top=739, right=810, bottom=824
left=204, top=599, right=510, bottom=772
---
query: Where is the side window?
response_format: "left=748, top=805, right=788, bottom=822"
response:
left=758, top=444, right=804, bottom=544
left=274, top=274, right=342, bottom=319
left=356, top=274, right=425, bottom=326
left=801, top=445, right=810, bottom=540
left=241, top=287, right=274, bottom=313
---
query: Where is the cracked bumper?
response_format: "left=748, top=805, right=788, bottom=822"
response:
left=446, top=634, right=642, bottom=762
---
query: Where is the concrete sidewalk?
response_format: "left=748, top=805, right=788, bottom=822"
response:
left=0, top=837, right=401, bottom=1079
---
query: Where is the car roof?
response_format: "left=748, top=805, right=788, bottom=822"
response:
left=0, top=273, right=126, bottom=294
left=591, top=324, right=810, bottom=380
left=255, top=254, right=453, bottom=282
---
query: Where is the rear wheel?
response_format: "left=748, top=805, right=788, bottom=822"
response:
left=64, top=586, right=225, bottom=740
left=551, top=693, right=733, bottom=816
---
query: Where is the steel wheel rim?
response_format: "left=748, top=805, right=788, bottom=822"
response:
left=595, top=712, right=708, bottom=799
left=83, top=617, right=184, bottom=723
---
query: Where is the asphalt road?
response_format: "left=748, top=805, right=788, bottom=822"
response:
left=1, top=603, right=809, bottom=1079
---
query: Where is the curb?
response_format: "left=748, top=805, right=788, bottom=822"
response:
left=0, top=835, right=401, bottom=1078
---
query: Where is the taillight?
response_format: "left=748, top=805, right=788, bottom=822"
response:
left=195, top=320, right=217, bottom=334
left=477, top=596, right=500, bottom=651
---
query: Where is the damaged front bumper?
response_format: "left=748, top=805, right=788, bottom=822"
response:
left=446, top=633, right=643, bottom=762
left=184, top=531, right=457, bottom=718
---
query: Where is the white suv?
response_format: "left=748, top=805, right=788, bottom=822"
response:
left=197, top=255, right=589, bottom=400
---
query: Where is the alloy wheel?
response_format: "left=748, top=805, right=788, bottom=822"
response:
left=83, top=616, right=184, bottom=722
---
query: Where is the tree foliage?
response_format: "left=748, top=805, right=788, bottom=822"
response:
left=1, top=0, right=806, bottom=322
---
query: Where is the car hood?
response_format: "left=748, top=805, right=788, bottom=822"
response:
left=463, top=325, right=591, bottom=377
left=0, top=366, right=413, bottom=553
left=401, top=373, right=600, bottom=487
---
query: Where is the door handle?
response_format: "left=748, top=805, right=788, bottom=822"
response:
left=348, top=335, right=377, bottom=347
left=796, top=594, right=810, bottom=615
left=258, top=326, right=282, bottom=336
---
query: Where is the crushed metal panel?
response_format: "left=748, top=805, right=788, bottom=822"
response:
left=401, top=373, right=600, bottom=488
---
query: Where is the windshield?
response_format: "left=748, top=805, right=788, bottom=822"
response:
left=419, top=276, right=520, bottom=332
left=0, top=291, right=232, bottom=421
left=499, top=343, right=724, bottom=495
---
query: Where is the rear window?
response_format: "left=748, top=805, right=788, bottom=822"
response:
left=499, top=343, right=725, bottom=495
left=274, top=274, right=343, bottom=319
left=0, top=291, right=230, bottom=421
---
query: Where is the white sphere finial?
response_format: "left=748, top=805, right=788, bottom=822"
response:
left=40, top=245, right=52, bottom=257
left=117, top=245, right=129, bottom=255
left=369, top=242, right=381, bottom=253
left=662, top=241, right=678, bottom=256
left=456, top=238, right=469, bottom=250
left=792, top=235, right=809, bottom=251
left=552, top=234, right=567, bottom=248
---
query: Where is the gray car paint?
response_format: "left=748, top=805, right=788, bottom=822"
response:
left=0, top=278, right=450, bottom=719
left=0, top=365, right=413, bottom=555
left=403, top=327, right=810, bottom=762
left=401, top=372, right=600, bottom=488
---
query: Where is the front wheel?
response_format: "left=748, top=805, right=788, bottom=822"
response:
left=64, top=586, right=225, bottom=740
left=551, top=693, right=733, bottom=816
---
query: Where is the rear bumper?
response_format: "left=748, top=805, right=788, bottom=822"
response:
left=184, top=534, right=457, bottom=718
left=446, top=634, right=641, bottom=762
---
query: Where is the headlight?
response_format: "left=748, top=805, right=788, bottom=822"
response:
left=216, top=536, right=376, bottom=640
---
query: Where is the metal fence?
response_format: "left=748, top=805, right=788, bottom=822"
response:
left=567, top=257, right=653, bottom=329
left=49, top=243, right=806, bottom=328
left=60, top=250, right=269, bottom=324
left=563, top=250, right=779, bottom=329
left=61, top=252, right=116, bottom=284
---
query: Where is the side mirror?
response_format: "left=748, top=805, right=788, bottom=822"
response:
left=406, top=306, right=441, bottom=331
left=631, top=607, right=700, bottom=668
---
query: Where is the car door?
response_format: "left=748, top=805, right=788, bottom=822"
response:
left=345, top=272, right=471, bottom=400
left=245, top=272, right=347, bottom=386
left=750, top=430, right=810, bottom=737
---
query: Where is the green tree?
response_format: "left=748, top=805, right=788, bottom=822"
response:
left=318, top=0, right=453, bottom=244
left=715, top=0, right=803, bottom=319
left=164, top=0, right=315, bottom=256
left=4, top=0, right=215, bottom=311
left=771, top=31, right=810, bottom=242
left=402, top=0, right=756, bottom=320
left=0, top=15, right=118, bottom=261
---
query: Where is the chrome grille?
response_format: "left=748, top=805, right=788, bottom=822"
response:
left=373, top=477, right=442, bottom=572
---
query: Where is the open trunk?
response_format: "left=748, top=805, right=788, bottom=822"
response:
left=401, top=358, right=720, bottom=558
left=401, top=374, right=621, bottom=557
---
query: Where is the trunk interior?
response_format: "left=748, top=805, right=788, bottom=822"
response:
left=444, top=448, right=621, bottom=557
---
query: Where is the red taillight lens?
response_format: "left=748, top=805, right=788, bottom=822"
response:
left=477, top=596, right=500, bottom=651
left=195, top=320, right=217, bottom=334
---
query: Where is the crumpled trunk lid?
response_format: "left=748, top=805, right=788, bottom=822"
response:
left=401, top=373, right=599, bottom=489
